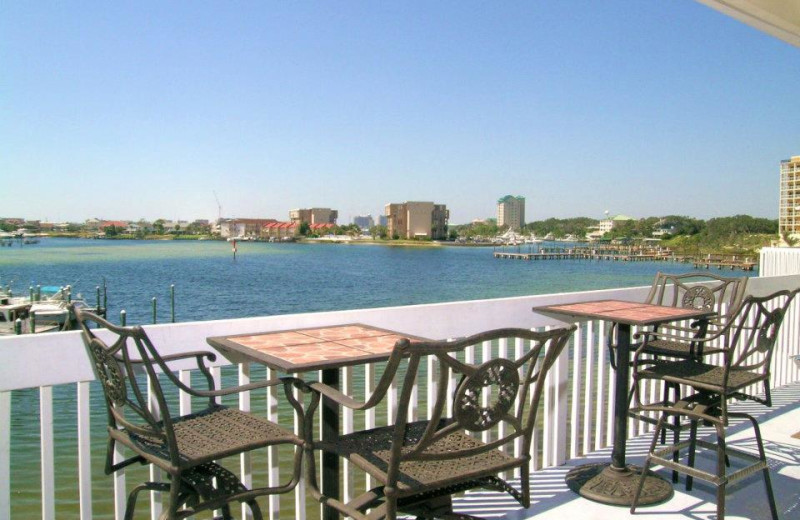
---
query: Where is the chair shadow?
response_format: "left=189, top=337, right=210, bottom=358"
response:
left=450, top=383, right=800, bottom=519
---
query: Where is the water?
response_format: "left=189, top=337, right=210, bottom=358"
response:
left=1, top=238, right=756, bottom=518
left=0, top=238, right=725, bottom=324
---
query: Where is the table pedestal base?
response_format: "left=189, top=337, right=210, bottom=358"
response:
left=565, top=463, right=672, bottom=506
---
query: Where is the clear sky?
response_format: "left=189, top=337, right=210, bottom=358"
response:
left=2, top=1, right=798, bottom=225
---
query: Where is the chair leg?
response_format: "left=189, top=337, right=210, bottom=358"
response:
left=669, top=383, right=682, bottom=484
left=714, top=423, right=727, bottom=520
left=631, top=415, right=667, bottom=514
left=686, top=420, right=698, bottom=491
left=746, top=414, right=779, bottom=520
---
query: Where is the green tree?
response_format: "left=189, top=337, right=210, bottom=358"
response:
left=153, top=219, right=165, bottom=235
left=370, top=225, right=388, bottom=239
left=299, top=222, right=311, bottom=236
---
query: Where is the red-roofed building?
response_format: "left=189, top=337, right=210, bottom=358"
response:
left=101, top=220, right=129, bottom=230
left=309, top=223, right=335, bottom=233
left=263, top=221, right=298, bottom=239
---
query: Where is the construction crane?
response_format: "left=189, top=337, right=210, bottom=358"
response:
left=213, top=191, right=222, bottom=223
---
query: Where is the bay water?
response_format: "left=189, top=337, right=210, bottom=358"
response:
left=1, top=238, right=753, bottom=518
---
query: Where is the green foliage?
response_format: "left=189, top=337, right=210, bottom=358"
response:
left=704, top=215, right=778, bottom=236
left=153, top=219, right=165, bottom=235
left=659, top=215, right=705, bottom=236
left=451, top=221, right=500, bottom=239
left=104, top=225, right=119, bottom=237
left=524, top=218, right=596, bottom=239
left=298, top=222, right=311, bottom=236
left=369, top=225, right=388, bottom=239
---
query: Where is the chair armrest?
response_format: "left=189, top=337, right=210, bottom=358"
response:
left=190, top=376, right=295, bottom=398
left=308, top=381, right=381, bottom=411
left=125, top=350, right=217, bottom=364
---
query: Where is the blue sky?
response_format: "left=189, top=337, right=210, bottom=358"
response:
left=2, top=1, right=798, bottom=225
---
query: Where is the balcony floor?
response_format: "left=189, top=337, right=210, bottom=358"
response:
left=453, top=383, right=800, bottom=520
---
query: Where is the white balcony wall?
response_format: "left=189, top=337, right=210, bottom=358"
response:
left=1, top=274, right=799, bottom=519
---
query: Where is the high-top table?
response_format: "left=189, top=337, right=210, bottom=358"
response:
left=207, top=323, right=427, bottom=520
left=531, top=299, right=714, bottom=506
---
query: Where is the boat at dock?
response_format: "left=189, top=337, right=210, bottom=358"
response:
left=0, top=284, right=106, bottom=335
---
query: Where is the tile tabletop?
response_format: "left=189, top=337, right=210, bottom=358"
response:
left=532, top=299, right=715, bottom=326
left=207, top=324, right=425, bottom=373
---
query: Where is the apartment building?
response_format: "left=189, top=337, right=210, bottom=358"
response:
left=780, top=156, right=800, bottom=239
left=385, top=201, right=449, bottom=240
left=353, top=215, right=375, bottom=230
left=219, top=218, right=277, bottom=238
left=497, top=195, right=525, bottom=230
left=289, top=208, right=338, bottom=225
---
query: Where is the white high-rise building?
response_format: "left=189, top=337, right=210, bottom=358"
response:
left=497, top=195, right=525, bottom=230
left=780, top=156, right=800, bottom=239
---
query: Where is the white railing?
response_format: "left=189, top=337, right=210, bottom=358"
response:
left=1, top=274, right=799, bottom=519
left=761, top=246, right=800, bottom=276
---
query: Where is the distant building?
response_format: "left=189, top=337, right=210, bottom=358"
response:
left=353, top=215, right=375, bottom=230
left=219, top=218, right=277, bottom=238
left=378, top=215, right=388, bottom=227
left=598, top=214, right=635, bottom=234
left=385, top=201, right=449, bottom=240
left=289, top=208, right=338, bottom=225
left=780, top=156, right=800, bottom=239
left=497, top=195, right=525, bottom=230
left=263, top=221, right=298, bottom=239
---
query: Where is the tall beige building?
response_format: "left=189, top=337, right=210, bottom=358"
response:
left=385, top=201, right=449, bottom=239
left=289, top=208, right=338, bottom=225
left=497, top=195, right=525, bottom=230
left=780, top=156, right=800, bottom=238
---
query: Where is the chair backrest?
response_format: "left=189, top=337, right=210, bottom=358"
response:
left=73, top=306, right=202, bottom=467
left=380, top=326, right=574, bottom=484
left=645, top=271, right=748, bottom=322
left=723, top=289, right=799, bottom=389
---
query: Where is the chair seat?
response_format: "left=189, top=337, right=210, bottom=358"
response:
left=316, top=421, right=519, bottom=496
left=127, top=405, right=296, bottom=467
left=638, top=360, right=765, bottom=393
left=640, top=338, right=699, bottom=358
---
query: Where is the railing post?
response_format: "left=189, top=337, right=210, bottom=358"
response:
left=120, top=310, right=126, bottom=327
left=170, top=284, right=175, bottom=323
left=152, top=297, right=157, bottom=324
left=0, top=391, right=10, bottom=520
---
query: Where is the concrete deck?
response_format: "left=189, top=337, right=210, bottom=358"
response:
left=453, top=383, right=800, bottom=520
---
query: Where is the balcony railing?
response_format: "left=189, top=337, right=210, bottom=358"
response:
left=1, top=272, right=798, bottom=519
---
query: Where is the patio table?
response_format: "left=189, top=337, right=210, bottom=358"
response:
left=531, top=299, right=714, bottom=507
left=207, top=323, right=428, bottom=520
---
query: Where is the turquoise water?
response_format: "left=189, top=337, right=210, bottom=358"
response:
left=1, top=238, right=756, bottom=518
left=0, top=237, right=729, bottom=324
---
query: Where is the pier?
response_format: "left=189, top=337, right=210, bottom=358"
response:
left=493, top=245, right=758, bottom=271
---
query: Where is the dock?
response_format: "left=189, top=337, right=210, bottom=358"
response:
left=493, top=246, right=758, bottom=271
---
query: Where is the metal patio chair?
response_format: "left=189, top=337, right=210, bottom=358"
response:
left=610, top=271, right=748, bottom=475
left=302, top=326, right=575, bottom=520
left=73, top=306, right=306, bottom=520
left=630, top=289, right=799, bottom=520
left=609, top=271, right=748, bottom=369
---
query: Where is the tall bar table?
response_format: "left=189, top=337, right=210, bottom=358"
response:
left=532, top=299, right=714, bottom=506
left=208, top=323, right=427, bottom=520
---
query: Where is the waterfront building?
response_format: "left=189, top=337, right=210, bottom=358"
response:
left=378, top=215, right=388, bottom=227
left=385, top=201, right=449, bottom=240
left=289, top=208, right=339, bottom=225
left=353, top=214, right=374, bottom=230
left=219, top=218, right=277, bottom=238
left=780, top=155, right=800, bottom=239
left=496, top=195, right=525, bottom=230
left=598, top=214, right=635, bottom=234
left=263, top=221, right=298, bottom=239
